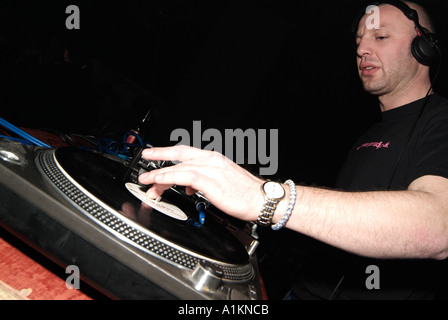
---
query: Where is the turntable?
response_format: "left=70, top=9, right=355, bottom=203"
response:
left=0, top=139, right=262, bottom=299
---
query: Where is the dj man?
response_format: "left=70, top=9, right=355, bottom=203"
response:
left=139, top=1, right=448, bottom=299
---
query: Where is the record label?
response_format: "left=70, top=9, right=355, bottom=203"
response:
left=125, top=183, right=188, bottom=221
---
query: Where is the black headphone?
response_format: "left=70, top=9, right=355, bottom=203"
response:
left=352, top=0, right=441, bottom=66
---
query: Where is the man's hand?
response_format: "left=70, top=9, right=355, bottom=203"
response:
left=138, top=145, right=265, bottom=222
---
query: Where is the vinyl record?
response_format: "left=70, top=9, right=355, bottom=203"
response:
left=51, top=147, right=250, bottom=266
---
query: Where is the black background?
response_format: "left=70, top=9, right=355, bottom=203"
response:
left=1, top=0, right=448, bottom=185
left=1, top=0, right=448, bottom=298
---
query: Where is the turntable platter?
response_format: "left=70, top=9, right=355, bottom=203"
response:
left=37, top=147, right=252, bottom=281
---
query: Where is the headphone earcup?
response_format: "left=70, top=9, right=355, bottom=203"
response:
left=411, top=33, right=439, bottom=66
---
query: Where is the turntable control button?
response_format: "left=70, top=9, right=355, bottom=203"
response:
left=190, top=260, right=223, bottom=292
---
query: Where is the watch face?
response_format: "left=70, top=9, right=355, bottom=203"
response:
left=263, top=181, right=285, bottom=199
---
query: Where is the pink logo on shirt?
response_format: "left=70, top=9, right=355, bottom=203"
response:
left=357, top=141, right=390, bottom=151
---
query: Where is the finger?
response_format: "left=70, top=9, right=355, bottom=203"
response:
left=142, top=145, right=215, bottom=162
left=138, top=163, right=212, bottom=185
left=145, top=183, right=172, bottom=199
left=185, top=186, right=198, bottom=196
left=153, top=169, right=219, bottom=198
left=152, top=170, right=202, bottom=189
left=145, top=169, right=205, bottom=199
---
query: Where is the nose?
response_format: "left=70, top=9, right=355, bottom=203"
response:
left=356, top=37, right=373, bottom=58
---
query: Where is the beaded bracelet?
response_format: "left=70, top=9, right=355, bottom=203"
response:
left=271, top=179, right=297, bottom=231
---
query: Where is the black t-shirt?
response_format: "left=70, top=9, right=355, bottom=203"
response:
left=292, top=94, right=448, bottom=299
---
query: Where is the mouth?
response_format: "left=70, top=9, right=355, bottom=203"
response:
left=360, top=64, right=379, bottom=76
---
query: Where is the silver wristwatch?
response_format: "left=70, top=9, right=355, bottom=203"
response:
left=256, top=181, right=285, bottom=226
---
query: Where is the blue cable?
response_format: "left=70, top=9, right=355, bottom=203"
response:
left=0, top=135, right=34, bottom=145
left=0, top=118, right=151, bottom=156
left=0, top=117, right=52, bottom=148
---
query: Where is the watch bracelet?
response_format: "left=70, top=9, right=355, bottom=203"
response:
left=256, top=180, right=296, bottom=228
left=256, top=196, right=280, bottom=227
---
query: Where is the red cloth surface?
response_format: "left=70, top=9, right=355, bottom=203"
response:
left=0, top=233, right=93, bottom=300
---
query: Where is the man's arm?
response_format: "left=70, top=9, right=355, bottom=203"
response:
left=273, top=175, right=448, bottom=260
left=138, top=146, right=448, bottom=261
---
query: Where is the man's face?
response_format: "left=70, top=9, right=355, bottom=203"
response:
left=355, top=5, right=420, bottom=97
